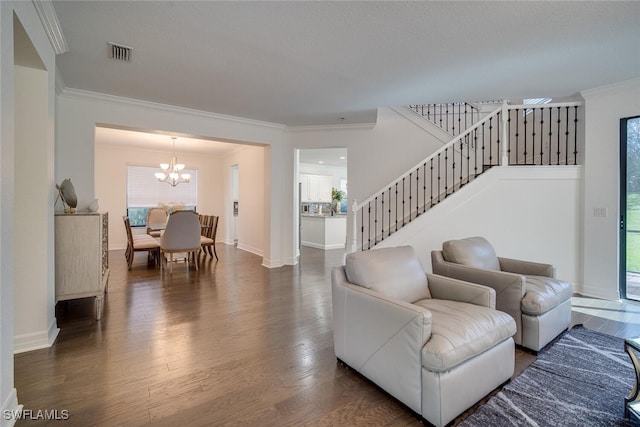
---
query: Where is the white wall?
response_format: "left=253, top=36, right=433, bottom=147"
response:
left=289, top=106, right=448, bottom=256
left=56, top=89, right=295, bottom=267
left=13, top=64, right=58, bottom=353
left=290, top=107, right=448, bottom=205
left=375, top=166, right=582, bottom=287
left=221, top=145, right=265, bottom=255
left=1, top=1, right=57, bottom=422
left=581, top=78, right=640, bottom=299
left=95, top=143, right=225, bottom=250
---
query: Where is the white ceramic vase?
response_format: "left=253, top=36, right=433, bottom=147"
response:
left=88, top=199, right=99, bottom=212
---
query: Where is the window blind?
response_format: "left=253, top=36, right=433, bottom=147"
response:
left=127, top=165, right=198, bottom=207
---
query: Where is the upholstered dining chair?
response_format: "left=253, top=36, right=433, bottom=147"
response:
left=146, top=207, right=168, bottom=237
left=200, top=215, right=219, bottom=260
left=123, top=216, right=161, bottom=270
left=160, top=210, right=201, bottom=274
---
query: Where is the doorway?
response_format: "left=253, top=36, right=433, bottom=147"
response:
left=297, top=148, right=348, bottom=254
left=620, top=115, right=640, bottom=300
left=231, top=164, right=239, bottom=245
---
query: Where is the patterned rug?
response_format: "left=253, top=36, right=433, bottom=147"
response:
left=460, top=325, right=636, bottom=426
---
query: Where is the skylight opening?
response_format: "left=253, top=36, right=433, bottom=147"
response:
left=523, top=97, right=552, bottom=116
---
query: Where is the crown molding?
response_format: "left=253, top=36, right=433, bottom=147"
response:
left=580, top=77, right=640, bottom=99
left=59, top=87, right=287, bottom=131
left=32, top=0, right=68, bottom=55
left=287, top=122, right=375, bottom=132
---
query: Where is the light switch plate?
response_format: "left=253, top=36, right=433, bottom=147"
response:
left=594, top=207, right=608, bottom=217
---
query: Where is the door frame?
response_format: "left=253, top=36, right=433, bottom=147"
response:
left=620, top=115, right=640, bottom=300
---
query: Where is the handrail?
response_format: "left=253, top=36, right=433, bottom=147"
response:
left=408, top=102, right=481, bottom=137
left=507, top=101, right=581, bottom=109
left=351, top=100, right=582, bottom=252
left=355, top=106, right=502, bottom=210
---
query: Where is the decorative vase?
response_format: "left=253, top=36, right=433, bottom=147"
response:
left=88, top=199, right=99, bottom=212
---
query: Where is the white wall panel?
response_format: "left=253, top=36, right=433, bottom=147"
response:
left=376, top=166, right=582, bottom=288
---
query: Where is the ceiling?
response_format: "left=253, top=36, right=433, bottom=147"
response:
left=95, top=126, right=348, bottom=165
left=94, top=126, right=239, bottom=156
left=54, top=1, right=640, bottom=128
left=299, top=148, right=347, bottom=168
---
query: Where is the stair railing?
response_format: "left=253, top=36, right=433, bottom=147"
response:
left=408, top=102, right=481, bottom=137
left=350, top=100, right=581, bottom=252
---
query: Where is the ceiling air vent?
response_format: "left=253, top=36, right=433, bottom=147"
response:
left=108, top=42, right=132, bottom=62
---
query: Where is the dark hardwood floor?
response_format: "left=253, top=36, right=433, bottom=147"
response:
left=14, top=245, right=640, bottom=426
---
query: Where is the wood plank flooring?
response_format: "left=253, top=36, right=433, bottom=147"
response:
left=13, top=245, right=640, bottom=426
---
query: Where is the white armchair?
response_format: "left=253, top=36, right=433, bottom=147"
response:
left=332, top=246, right=516, bottom=427
left=431, top=236, right=573, bottom=352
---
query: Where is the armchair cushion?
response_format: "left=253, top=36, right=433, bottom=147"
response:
left=345, top=246, right=431, bottom=303
left=415, top=299, right=516, bottom=372
left=521, top=276, right=573, bottom=315
left=442, top=236, right=500, bottom=271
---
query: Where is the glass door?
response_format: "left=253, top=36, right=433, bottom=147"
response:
left=621, top=115, right=640, bottom=300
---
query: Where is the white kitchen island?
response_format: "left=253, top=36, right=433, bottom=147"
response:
left=301, top=214, right=347, bottom=250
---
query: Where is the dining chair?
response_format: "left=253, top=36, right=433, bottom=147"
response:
left=160, top=210, right=201, bottom=274
left=123, top=215, right=161, bottom=270
left=146, top=207, right=168, bottom=237
left=200, top=215, right=219, bottom=260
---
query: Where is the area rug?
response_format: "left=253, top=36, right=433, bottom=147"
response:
left=460, top=325, right=636, bottom=426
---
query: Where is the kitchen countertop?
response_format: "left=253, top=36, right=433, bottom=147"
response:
left=301, top=213, right=347, bottom=218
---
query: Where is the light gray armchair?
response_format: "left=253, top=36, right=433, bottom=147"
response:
left=431, top=236, right=573, bottom=352
left=332, top=246, right=516, bottom=427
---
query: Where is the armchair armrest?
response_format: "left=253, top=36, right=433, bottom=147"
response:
left=331, top=266, right=430, bottom=414
left=431, top=250, right=525, bottom=344
left=427, top=273, right=496, bottom=309
left=431, top=251, right=525, bottom=300
left=498, top=256, right=556, bottom=278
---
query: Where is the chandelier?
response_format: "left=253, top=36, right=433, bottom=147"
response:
left=154, top=137, right=191, bottom=186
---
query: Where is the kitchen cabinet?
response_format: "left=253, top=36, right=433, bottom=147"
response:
left=55, top=212, right=109, bottom=320
left=300, top=174, right=332, bottom=202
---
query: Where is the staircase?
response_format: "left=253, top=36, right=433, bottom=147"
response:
left=350, top=101, right=581, bottom=252
left=407, top=102, right=482, bottom=137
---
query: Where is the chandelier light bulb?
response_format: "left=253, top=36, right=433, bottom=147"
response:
left=155, top=137, right=191, bottom=186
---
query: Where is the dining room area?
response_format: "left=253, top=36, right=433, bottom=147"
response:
left=94, top=125, right=268, bottom=271
left=123, top=208, right=220, bottom=273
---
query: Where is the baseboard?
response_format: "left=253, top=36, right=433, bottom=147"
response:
left=13, top=318, right=59, bottom=354
left=301, top=241, right=345, bottom=250
left=109, top=242, right=127, bottom=251
left=262, top=258, right=283, bottom=268
left=579, top=282, right=619, bottom=301
left=1, top=389, right=22, bottom=427
left=236, top=243, right=263, bottom=257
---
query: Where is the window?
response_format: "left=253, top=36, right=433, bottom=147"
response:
left=523, top=97, right=552, bottom=116
left=127, top=165, right=198, bottom=226
left=339, top=179, right=348, bottom=213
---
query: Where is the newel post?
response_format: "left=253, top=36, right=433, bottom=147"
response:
left=350, top=199, right=358, bottom=253
left=501, top=100, right=509, bottom=166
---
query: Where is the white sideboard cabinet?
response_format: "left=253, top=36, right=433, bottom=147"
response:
left=55, top=212, right=110, bottom=320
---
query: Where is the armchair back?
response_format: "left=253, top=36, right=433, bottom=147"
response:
left=345, top=246, right=431, bottom=303
left=442, top=236, right=500, bottom=270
